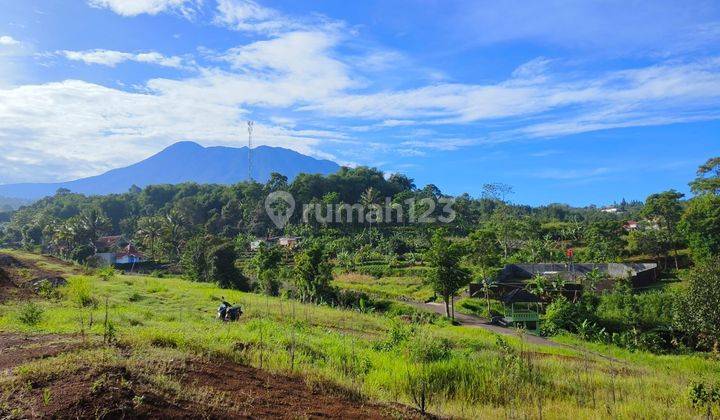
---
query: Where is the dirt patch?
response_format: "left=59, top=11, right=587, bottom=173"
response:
left=0, top=254, right=27, bottom=268
left=0, top=334, right=87, bottom=371
left=0, top=267, right=34, bottom=303
left=0, top=252, right=67, bottom=302
left=0, top=333, right=423, bottom=419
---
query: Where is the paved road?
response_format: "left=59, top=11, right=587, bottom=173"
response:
left=410, top=301, right=563, bottom=348
left=411, top=301, right=625, bottom=364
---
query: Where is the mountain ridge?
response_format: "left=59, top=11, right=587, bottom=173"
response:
left=0, top=142, right=340, bottom=200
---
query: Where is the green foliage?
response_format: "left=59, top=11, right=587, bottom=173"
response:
left=180, top=235, right=211, bottom=282
left=583, top=221, right=625, bottom=262
left=208, top=242, right=248, bottom=290
left=674, top=260, right=720, bottom=350
left=406, top=333, right=452, bottom=363
left=689, top=382, right=720, bottom=413
left=251, top=243, right=283, bottom=295
left=423, top=229, right=471, bottom=317
left=689, top=156, right=720, bottom=195
left=680, top=194, right=720, bottom=264
left=95, top=266, right=116, bottom=282
left=17, top=302, right=43, bottom=326
left=65, top=277, right=96, bottom=308
left=293, top=243, right=333, bottom=303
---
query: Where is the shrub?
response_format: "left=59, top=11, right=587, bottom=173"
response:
left=542, top=295, right=574, bottom=335
left=208, top=242, right=249, bottom=291
left=65, top=277, right=96, bottom=308
left=18, top=302, right=43, bottom=326
left=406, top=333, right=451, bottom=363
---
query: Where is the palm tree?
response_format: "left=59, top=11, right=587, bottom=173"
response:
left=136, top=216, right=163, bottom=260
left=360, top=187, right=381, bottom=234
left=78, top=207, right=111, bottom=241
left=162, top=209, right=186, bottom=260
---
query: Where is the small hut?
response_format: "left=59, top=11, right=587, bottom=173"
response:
left=501, top=288, right=540, bottom=332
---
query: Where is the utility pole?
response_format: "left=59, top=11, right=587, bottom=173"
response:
left=247, top=120, right=254, bottom=181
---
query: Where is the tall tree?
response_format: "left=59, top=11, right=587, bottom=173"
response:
left=424, top=229, right=471, bottom=319
left=690, top=157, right=720, bottom=195
left=642, top=190, right=684, bottom=269
left=136, top=216, right=164, bottom=260
left=252, top=243, right=283, bottom=295
left=208, top=242, right=248, bottom=290
left=293, top=243, right=333, bottom=303
left=680, top=194, right=720, bottom=264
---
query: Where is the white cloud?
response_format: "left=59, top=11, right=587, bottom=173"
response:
left=5, top=0, right=720, bottom=183
left=534, top=167, right=611, bottom=180
left=0, top=36, right=20, bottom=46
left=213, top=0, right=299, bottom=33
left=0, top=79, right=339, bottom=183
left=87, top=0, right=201, bottom=17
left=61, top=49, right=188, bottom=68
left=300, top=57, right=720, bottom=141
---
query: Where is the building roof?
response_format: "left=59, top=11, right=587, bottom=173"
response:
left=95, top=235, right=123, bottom=249
left=115, top=244, right=144, bottom=260
left=497, top=263, right=658, bottom=284
left=502, top=288, right=540, bottom=304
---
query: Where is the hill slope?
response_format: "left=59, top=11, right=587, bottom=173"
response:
left=0, top=142, right=340, bottom=200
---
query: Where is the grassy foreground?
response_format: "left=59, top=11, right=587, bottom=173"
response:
left=1, top=250, right=719, bottom=418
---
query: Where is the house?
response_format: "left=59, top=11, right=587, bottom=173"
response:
left=498, top=262, right=657, bottom=288
left=250, top=239, right=268, bottom=251
left=277, top=236, right=301, bottom=248
left=250, top=236, right=302, bottom=251
left=114, top=244, right=145, bottom=264
left=623, top=220, right=639, bottom=231
left=94, top=235, right=146, bottom=265
left=470, top=262, right=658, bottom=297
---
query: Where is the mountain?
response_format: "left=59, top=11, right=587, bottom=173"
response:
left=0, top=142, right=341, bottom=200
left=0, top=196, right=31, bottom=211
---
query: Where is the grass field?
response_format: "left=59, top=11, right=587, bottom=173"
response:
left=1, top=249, right=719, bottom=418
left=333, top=272, right=435, bottom=302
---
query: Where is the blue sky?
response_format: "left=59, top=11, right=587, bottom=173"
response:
left=0, top=0, right=719, bottom=205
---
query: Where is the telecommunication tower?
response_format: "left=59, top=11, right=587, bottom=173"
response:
left=247, top=120, right=254, bottom=181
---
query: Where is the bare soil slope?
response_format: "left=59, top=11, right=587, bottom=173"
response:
left=0, top=333, right=418, bottom=419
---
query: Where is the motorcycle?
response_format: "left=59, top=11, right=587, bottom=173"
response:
left=217, top=299, right=243, bottom=322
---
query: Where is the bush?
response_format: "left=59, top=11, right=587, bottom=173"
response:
left=406, top=333, right=452, bottom=363
left=542, top=296, right=574, bottom=335
left=208, top=242, right=249, bottom=291
left=18, top=302, right=43, bottom=326
left=65, top=277, right=96, bottom=308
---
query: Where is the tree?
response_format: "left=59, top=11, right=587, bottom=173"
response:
left=360, top=187, right=382, bottom=231
left=252, top=243, right=283, bottom=295
left=264, top=172, right=289, bottom=193
left=424, top=230, right=471, bottom=319
left=293, top=243, right=333, bottom=303
left=466, top=228, right=501, bottom=305
left=181, top=235, right=211, bottom=282
left=674, top=260, right=720, bottom=350
left=627, top=227, right=666, bottom=269
left=208, top=242, right=248, bottom=290
left=583, top=221, right=625, bottom=263
left=489, top=209, right=530, bottom=259
left=642, top=190, right=684, bottom=269
left=136, top=216, right=164, bottom=260
left=690, top=157, right=720, bottom=195
left=77, top=207, right=111, bottom=242
left=680, top=194, right=720, bottom=263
